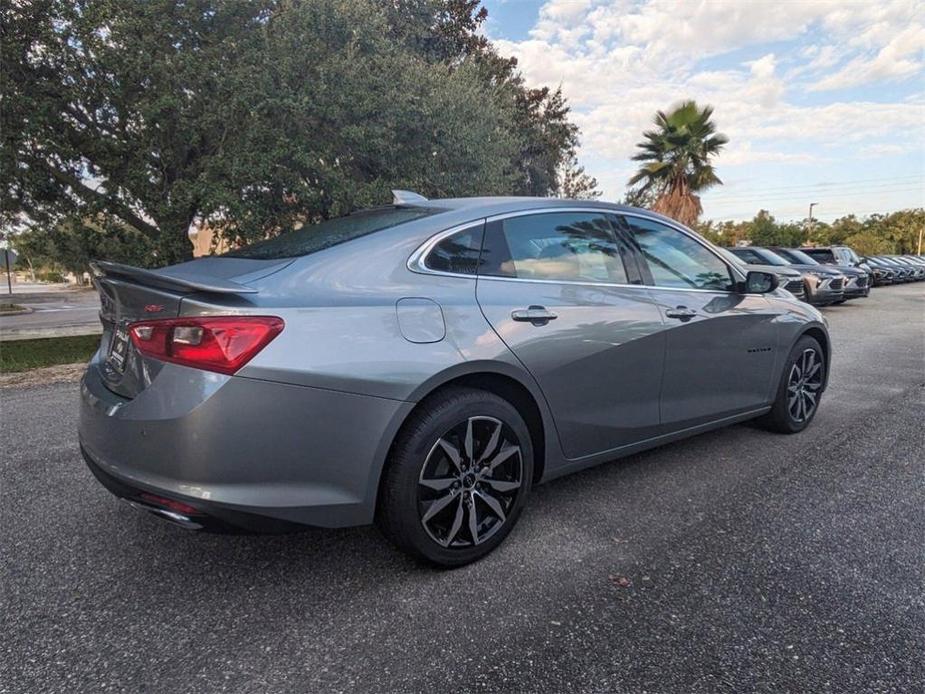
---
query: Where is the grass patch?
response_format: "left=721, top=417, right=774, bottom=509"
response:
left=0, top=334, right=101, bottom=373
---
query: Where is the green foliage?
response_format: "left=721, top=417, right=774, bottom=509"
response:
left=746, top=210, right=804, bottom=247
left=2, top=0, right=596, bottom=265
left=36, top=271, right=66, bottom=283
left=14, top=215, right=155, bottom=279
left=627, top=100, right=728, bottom=225
left=697, top=208, right=925, bottom=255
left=556, top=153, right=601, bottom=200
left=818, top=209, right=925, bottom=255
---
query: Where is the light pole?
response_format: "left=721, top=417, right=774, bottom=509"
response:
left=807, top=202, right=818, bottom=243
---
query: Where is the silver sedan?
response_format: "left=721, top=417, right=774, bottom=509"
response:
left=79, top=193, right=830, bottom=566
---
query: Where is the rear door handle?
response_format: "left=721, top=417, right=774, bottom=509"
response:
left=511, top=305, right=558, bottom=325
left=665, top=306, right=698, bottom=321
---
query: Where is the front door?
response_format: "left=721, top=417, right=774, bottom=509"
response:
left=475, top=210, right=666, bottom=460
left=617, top=215, right=781, bottom=431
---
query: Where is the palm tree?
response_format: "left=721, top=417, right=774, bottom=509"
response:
left=627, top=101, right=728, bottom=226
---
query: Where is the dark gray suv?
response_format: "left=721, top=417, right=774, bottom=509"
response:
left=80, top=195, right=831, bottom=566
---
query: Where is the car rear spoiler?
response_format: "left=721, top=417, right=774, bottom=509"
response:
left=90, top=260, right=258, bottom=295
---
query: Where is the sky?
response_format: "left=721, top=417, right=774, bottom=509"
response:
left=481, top=0, right=925, bottom=222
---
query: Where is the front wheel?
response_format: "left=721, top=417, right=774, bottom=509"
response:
left=377, top=387, right=533, bottom=567
left=758, top=335, right=825, bottom=434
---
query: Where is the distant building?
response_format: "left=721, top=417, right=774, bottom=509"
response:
left=188, top=225, right=231, bottom=257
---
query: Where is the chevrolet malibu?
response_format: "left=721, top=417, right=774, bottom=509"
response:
left=80, top=194, right=831, bottom=566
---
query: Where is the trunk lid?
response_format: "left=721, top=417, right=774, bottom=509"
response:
left=90, top=257, right=291, bottom=399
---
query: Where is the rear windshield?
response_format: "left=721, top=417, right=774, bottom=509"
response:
left=224, top=207, right=438, bottom=260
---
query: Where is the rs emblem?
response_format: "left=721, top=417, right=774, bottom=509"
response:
left=144, top=304, right=165, bottom=313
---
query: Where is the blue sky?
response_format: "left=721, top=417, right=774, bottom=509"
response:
left=482, top=0, right=925, bottom=222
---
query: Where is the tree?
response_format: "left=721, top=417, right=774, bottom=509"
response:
left=627, top=100, right=728, bottom=226
left=556, top=153, right=600, bottom=200
left=383, top=1, right=596, bottom=198
left=692, top=219, right=749, bottom=247
left=14, top=214, right=155, bottom=282
left=2, top=0, right=595, bottom=265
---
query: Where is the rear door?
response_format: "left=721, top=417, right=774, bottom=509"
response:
left=475, top=210, right=666, bottom=460
left=616, top=215, right=781, bottom=431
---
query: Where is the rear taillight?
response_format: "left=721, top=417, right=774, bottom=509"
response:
left=128, top=316, right=284, bottom=375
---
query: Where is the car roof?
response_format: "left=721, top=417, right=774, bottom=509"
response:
left=412, top=196, right=667, bottom=222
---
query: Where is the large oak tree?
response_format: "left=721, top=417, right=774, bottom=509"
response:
left=2, top=0, right=596, bottom=265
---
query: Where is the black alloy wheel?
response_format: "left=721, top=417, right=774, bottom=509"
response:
left=377, top=387, right=533, bottom=567
left=417, top=416, right=523, bottom=548
left=758, top=335, right=825, bottom=434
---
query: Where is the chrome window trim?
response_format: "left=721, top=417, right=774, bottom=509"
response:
left=407, top=205, right=755, bottom=292
left=407, top=220, right=487, bottom=279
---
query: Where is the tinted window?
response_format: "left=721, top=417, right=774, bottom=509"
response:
left=481, top=212, right=630, bottom=284
left=728, top=248, right=766, bottom=265
left=750, top=248, right=791, bottom=266
left=424, top=225, right=484, bottom=275
left=623, top=217, right=734, bottom=291
left=803, top=248, right=835, bottom=263
left=775, top=248, right=819, bottom=265
left=225, top=207, right=438, bottom=259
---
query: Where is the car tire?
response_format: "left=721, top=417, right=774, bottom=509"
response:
left=377, top=387, right=533, bottom=567
left=758, top=335, right=825, bottom=434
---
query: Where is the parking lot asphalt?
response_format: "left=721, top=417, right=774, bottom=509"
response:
left=0, top=286, right=101, bottom=340
left=2, top=283, right=923, bottom=693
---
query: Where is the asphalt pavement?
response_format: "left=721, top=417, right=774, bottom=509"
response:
left=2, top=283, right=923, bottom=693
left=0, top=285, right=101, bottom=340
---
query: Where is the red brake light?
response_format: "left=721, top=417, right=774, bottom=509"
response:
left=129, top=316, right=284, bottom=375
left=139, top=493, right=201, bottom=516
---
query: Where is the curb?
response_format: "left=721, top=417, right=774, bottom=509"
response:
left=0, top=325, right=102, bottom=342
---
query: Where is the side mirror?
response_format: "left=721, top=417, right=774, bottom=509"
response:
left=744, top=270, right=779, bottom=293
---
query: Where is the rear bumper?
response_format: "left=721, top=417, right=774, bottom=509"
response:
left=81, top=445, right=304, bottom=532
left=79, top=356, right=412, bottom=530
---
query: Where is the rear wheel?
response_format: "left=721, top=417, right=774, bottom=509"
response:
left=377, top=387, right=533, bottom=567
left=758, top=335, right=825, bottom=434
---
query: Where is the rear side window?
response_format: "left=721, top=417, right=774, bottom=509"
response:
left=225, top=207, right=439, bottom=260
left=480, top=212, right=631, bottom=284
left=621, top=216, right=734, bottom=291
left=423, top=225, right=484, bottom=275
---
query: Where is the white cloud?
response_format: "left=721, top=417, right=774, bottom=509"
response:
left=489, top=0, right=925, bottom=211
left=811, top=24, right=925, bottom=90
left=858, top=143, right=907, bottom=158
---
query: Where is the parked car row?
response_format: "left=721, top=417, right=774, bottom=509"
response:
left=798, top=245, right=925, bottom=286
left=861, top=255, right=925, bottom=284
left=725, top=243, right=925, bottom=306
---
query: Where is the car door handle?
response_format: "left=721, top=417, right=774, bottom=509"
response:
left=511, top=306, right=558, bottom=324
left=665, top=306, right=698, bottom=321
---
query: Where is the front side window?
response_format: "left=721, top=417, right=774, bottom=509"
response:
left=480, top=212, right=630, bottom=284
left=621, top=216, right=734, bottom=291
